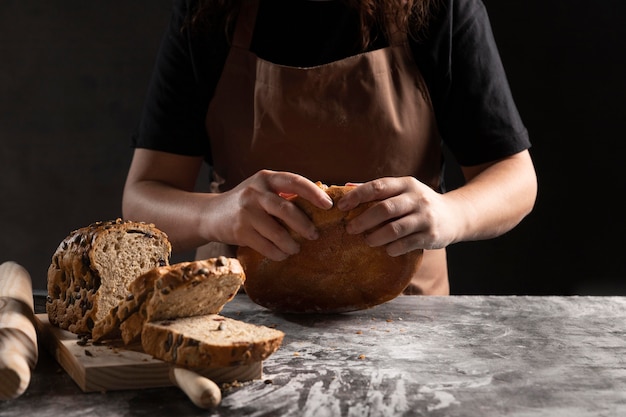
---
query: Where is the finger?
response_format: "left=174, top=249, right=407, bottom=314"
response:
left=243, top=229, right=293, bottom=262
left=385, top=236, right=417, bottom=257
left=385, top=233, right=432, bottom=257
left=265, top=171, right=333, bottom=209
left=345, top=195, right=413, bottom=235
left=242, top=202, right=302, bottom=260
left=261, top=193, right=320, bottom=241
left=337, top=178, right=403, bottom=211
left=247, top=201, right=303, bottom=255
left=358, top=218, right=428, bottom=256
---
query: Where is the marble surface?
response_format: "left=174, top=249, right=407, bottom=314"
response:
left=1, top=295, right=625, bottom=416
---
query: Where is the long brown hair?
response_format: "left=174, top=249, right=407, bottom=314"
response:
left=189, top=0, right=438, bottom=48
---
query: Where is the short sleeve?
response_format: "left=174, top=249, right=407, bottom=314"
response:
left=412, top=0, right=531, bottom=166
left=131, top=0, right=219, bottom=162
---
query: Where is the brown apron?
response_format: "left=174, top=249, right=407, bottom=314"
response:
left=199, top=0, right=449, bottom=295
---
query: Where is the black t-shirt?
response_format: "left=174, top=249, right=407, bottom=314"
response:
left=133, top=0, right=530, bottom=168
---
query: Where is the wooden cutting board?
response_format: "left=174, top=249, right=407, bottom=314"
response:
left=35, top=314, right=262, bottom=393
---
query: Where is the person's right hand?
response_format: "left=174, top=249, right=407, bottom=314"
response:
left=206, top=170, right=334, bottom=261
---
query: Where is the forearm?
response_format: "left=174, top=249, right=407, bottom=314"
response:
left=122, top=180, right=218, bottom=252
left=446, top=150, right=537, bottom=243
left=123, top=149, right=336, bottom=260
left=122, top=149, right=222, bottom=253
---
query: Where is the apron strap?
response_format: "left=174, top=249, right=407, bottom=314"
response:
left=232, top=0, right=260, bottom=49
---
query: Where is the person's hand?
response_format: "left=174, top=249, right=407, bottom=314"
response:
left=209, top=170, right=333, bottom=261
left=336, top=177, right=461, bottom=257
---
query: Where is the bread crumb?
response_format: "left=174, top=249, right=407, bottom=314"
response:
left=358, top=354, right=366, bottom=360
left=355, top=330, right=362, bottom=335
left=77, top=335, right=90, bottom=346
left=221, top=379, right=255, bottom=391
left=293, top=352, right=300, bottom=356
left=222, top=380, right=243, bottom=389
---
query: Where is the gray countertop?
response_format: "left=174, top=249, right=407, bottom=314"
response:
left=2, top=295, right=625, bottom=416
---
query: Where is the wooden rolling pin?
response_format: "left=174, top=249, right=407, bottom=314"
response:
left=0, top=261, right=38, bottom=400
left=169, top=366, right=222, bottom=408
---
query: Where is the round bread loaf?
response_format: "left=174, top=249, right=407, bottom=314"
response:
left=237, top=184, right=423, bottom=313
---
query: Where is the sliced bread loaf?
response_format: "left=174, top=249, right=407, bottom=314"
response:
left=141, top=315, right=285, bottom=368
left=92, top=257, right=245, bottom=344
left=46, top=219, right=172, bottom=334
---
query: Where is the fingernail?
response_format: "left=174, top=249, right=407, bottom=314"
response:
left=309, top=229, right=319, bottom=240
left=275, top=252, right=289, bottom=262
left=286, top=244, right=301, bottom=256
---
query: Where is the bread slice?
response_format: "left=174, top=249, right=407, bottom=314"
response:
left=92, top=257, right=245, bottom=344
left=90, top=262, right=161, bottom=342
left=141, top=315, right=284, bottom=368
left=46, top=219, right=172, bottom=334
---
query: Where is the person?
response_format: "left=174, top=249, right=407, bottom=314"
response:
left=122, top=0, right=537, bottom=295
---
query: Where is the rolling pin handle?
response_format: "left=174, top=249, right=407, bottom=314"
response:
left=169, top=366, right=222, bottom=409
left=0, top=261, right=38, bottom=400
left=0, top=350, right=30, bottom=400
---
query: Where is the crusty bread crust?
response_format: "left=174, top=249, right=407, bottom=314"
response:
left=237, top=184, right=423, bottom=313
left=46, top=219, right=172, bottom=334
left=141, top=315, right=284, bottom=368
left=92, top=257, right=245, bottom=344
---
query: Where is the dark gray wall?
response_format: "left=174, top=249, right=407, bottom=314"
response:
left=449, top=0, right=626, bottom=295
left=1, top=1, right=174, bottom=291
left=2, top=1, right=625, bottom=295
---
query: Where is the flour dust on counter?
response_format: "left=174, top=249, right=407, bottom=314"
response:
left=2, top=295, right=625, bottom=417
left=212, top=295, right=626, bottom=417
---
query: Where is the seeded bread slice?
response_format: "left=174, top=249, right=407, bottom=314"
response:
left=141, top=315, right=284, bottom=368
left=90, top=262, right=161, bottom=342
left=92, top=257, right=245, bottom=344
left=46, top=219, right=171, bottom=334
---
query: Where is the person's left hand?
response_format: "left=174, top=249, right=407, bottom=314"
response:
left=336, top=177, right=461, bottom=256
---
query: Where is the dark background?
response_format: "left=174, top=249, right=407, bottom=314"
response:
left=2, top=1, right=625, bottom=295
